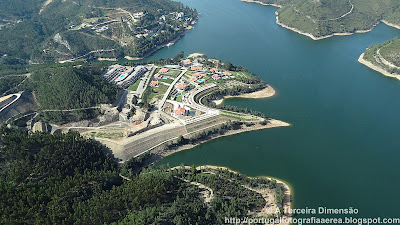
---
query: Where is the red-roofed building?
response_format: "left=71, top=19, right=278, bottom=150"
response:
left=150, top=81, right=159, bottom=87
left=192, top=73, right=205, bottom=79
left=223, top=71, right=232, bottom=76
left=174, top=107, right=188, bottom=116
left=159, top=68, right=169, bottom=73
left=154, top=73, right=163, bottom=79
left=210, top=68, right=219, bottom=72
left=191, top=66, right=203, bottom=71
left=212, top=74, right=221, bottom=80
left=183, top=61, right=192, bottom=67
left=176, top=83, right=188, bottom=91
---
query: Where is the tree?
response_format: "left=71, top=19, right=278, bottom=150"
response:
left=224, top=61, right=233, bottom=71
left=131, top=95, right=138, bottom=105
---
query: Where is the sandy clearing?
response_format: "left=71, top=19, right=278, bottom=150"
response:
left=188, top=52, right=205, bottom=58
left=39, top=0, right=53, bottom=14
left=382, top=20, right=400, bottom=30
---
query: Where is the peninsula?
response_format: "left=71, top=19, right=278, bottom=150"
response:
left=358, top=38, right=400, bottom=81
left=242, top=0, right=400, bottom=40
left=1, top=53, right=289, bottom=163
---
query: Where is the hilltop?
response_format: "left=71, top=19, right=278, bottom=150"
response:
left=0, top=0, right=197, bottom=64
left=245, top=0, right=400, bottom=39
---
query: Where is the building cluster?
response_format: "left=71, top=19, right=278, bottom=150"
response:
left=104, top=65, right=148, bottom=89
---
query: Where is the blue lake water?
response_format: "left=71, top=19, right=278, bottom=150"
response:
left=148, top=0, right=400, bottom=222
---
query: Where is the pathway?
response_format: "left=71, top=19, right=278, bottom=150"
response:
left=157, top=69, right=187, bottom=109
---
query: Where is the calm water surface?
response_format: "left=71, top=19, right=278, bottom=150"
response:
left=148, top=0, right=400, bottom=221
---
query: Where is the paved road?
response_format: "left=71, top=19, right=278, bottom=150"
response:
left=59, top=49, right=115, bottom=63
left=157, top=69, right=187, bottom=109
left=0, top=92, right=22, bottom=113
left=137, top=66, right=155, bottom=97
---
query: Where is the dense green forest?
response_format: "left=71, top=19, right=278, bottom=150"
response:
left=29, top=65, right=119, bottom=110
left=24, top=64, right=120, bottom=123
left=0, top=76, right=24, bottom=95
left=257, top=0, right=400, bottom=38
left=0, top=127, right=287, bottom=224
left=0, top=0, right=197, bottom=64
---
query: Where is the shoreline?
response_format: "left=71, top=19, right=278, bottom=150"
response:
left=168, top=164, right=292, bottom=224
left=276, top=13, right=379, bottom=41
left=213, top=84, right=276, bottom=105
left=196, top=165, right=292, bottom=223
left=358, top=53, right=400, bottom=81
left=124, top=33, right=185, bottom=61
left=381, top=20, right=400, bottom=30
left=240, top=0, right=282, bottom=8
left=241, top=0, right=389, bottom=41
left=124, top=17, right=199, bottom=61
left=159, top=119, right=290, bottom=158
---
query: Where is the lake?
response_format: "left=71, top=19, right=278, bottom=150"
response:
left=150, top=0, right=400, bottom=222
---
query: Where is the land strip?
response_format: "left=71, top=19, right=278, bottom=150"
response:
left=358, top=53, right=400, bottom=80
left=242, top=0, right=397, bottom=41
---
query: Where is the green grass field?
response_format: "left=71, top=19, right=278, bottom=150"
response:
left=176, top=94, right=182, bottom=102
left=127, top=79, right=141, bottom=91
left=148, top=85, right=169, bottom=102
left=162, top=78, right=175, bottom=84
left=166, top=70, right=181, bottom=78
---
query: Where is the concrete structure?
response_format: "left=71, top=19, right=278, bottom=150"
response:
left=32, top=121, right=50, bottom=133
left=104, top=65, right=148, bottom=89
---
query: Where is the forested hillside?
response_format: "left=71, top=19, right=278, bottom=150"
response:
left=257, top=0, right=400, bottom=39
left=29, top=65, right=119, bottom=110
left=20, top=64, right=120, bottom=123
left=0, top=0, right=197, bottom=64
left=0, top=127, right=288, bottom=224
